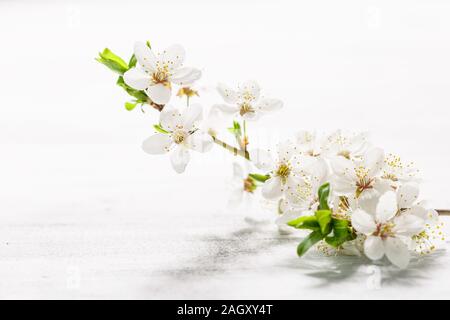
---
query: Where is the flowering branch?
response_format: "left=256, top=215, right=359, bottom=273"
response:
left=97, top=40, right=447, bottom=270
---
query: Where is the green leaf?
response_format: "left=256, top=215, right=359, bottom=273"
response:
left=116, top=76, right=148, bottom=101
left=325, top=218, right=354, bottom=248
left=96, top=48, right=129, bottom=75
left=287, top=215, right=320, bottom=232
left=128, top=54, right=137, bottom=68
left=315, top=209, right=332, bottom=235
left=146, top=40, right=152, bottom=49
left=153, top=124, right=169, bottom=134
left=125, top=101, right=138, bottom=111
left=318, top=182, right=331, bottom=210
left=248, top=173, right=270, bottom=183
left=227, top=121, right=242, bottom=136
left=297, top=231, right=324, bottom=257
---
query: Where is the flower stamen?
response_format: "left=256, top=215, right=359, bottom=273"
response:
left=276, top=163, right=291, bottom=184
left=239, top=102, right=255, bottom=116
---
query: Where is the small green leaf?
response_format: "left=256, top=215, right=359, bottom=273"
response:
left=128, top=54, right=137, bottom=68
left=153, top=124, right=169, bottom=134
left=146, top=40, right=152, bottom=49
left=318, top=182, right=331, bottom=210
left=297, top=231, right=324, bottom=257
left=96, top=48, right=129, bottom=75
left=125, top=101, right=138, bottom=111
left=227, top=121, right=242, bottom=136
left=325, top=218, right=354, bottom=248
left=116, top=76, right=148, bottom=101
left=315, top=209, right=332, bottom=235
left=287, top=215, right=320, bottom=232
left=248, top=173, right=270, bottom=183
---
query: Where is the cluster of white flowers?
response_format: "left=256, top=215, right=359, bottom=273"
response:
left=248, top=132, right=443, bottom=268
left=101, top=42, right=445, bottom=269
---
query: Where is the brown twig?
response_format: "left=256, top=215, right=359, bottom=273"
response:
left=437, top=210, right=450, bottom=216
left=211, top=135, right=250, bottom=160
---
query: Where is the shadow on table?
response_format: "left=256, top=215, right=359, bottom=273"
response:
left=154, top=222, right=300, bottom=279
left=282, top=248, right=446, bottom=288
left=153, top=222, right=446, bottom=289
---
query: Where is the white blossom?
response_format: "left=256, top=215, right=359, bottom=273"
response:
left=124, top=42, right=201, bottom=105
left=213, top=81, right=283, bottom=121
left=142, top=104, right=212, bottom=173
left=351, top=191, right=425, bottom=268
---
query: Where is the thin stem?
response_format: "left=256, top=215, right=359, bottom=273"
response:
left=243, top=120, right=248, bottom=156
left=210, top=135, right=250, bottom=160
left=437, top=209, right=450, bottom=216
left=187, top=96, right=190, bottom=107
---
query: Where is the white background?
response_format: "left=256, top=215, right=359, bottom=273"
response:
left=1, top=0, right=450, bottom=299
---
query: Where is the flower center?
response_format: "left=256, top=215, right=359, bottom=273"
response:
left=276, top=163, right=291, bottom=183
left=375, top=222, right=395, bottom=239
left=152, top=66, right=171, bottom=86
left=241, top=91, right=256, bottom=102
left=172, top=130, right=186, bottom=144
left=291, top=180, right=317, bottom=209
left=239, top=102, right=255, bottom=116
left=355, top=166, right=374, bottom=197
left=381, top=173, right=398, bottom=182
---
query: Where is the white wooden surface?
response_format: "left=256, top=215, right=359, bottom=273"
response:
left=0, top=144, right=449, bottom=299
left=2, top=0, right=450, bottom=299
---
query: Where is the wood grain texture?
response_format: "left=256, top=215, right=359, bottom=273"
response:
left=0, top=146, right=449, bottom=299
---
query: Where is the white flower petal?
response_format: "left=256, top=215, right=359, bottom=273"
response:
left=404, top=205, right=428, bottom=220
left=384, top=237, right=410, bottom=269
left=171, top=67, right=202, bottom=85
left=182, top=103, right=203, bottom=130
left=393, top=214, right=424, bottom=236
left=358, top=188, right=380, bottom=201
left=186, top=131, right=213, bottom=153
left=329, top=156, right=356, bottom=180
left=160, top=105, right=183, bottom=131
left=358, top=196, right=379, bottom=215
left=249, top=149, right=274, bottom=171
left=397, top=183, right=419, bottom=209
left=202, top=107, right=226, bottom=137
left=146, top=83, right=171, bottom=105
left=349, top=132, right=369, bottom=155
left=276, top=140, right=295, bottom=162
left=363, top=147, right=384, bottom=176
left=331, top=176, right=355, bottom=194
left=375, top=191, right=398, bottom=223
left=170, top=146, right=190, bottom=174
left=212, top=103, right=238, bottom=115
left=351, top=209, right=377, bottom=235
left=161, top=44, right=185, bottom=70
left=239, top=80, right=260, bottom=101
left=307, top=158, right=329, bottom=186
left=261, top=177, right=283, bottom=199
left=256, top=98, right=283, bottom=112
left=217, top=83, right=238, bottom=104
left=123, top=67, right=150, bottom=90
left=142, top=134, right=172, bottom=154
left=134, top=41, right=157, bottom=71
left=242, top=111, right=260, bottom=121
left=364, top=236, right=385, bottom=260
